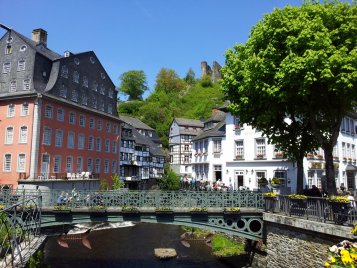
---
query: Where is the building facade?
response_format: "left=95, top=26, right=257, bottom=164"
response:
left=0, top=26, right=120, bottom=188
left=169, top=118, right=204, bottom=176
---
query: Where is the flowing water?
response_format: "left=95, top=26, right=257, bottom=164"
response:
left=43, top=222, right=249, bottom=268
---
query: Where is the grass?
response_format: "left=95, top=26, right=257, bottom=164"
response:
left=211, top=234, right=245, bottom=257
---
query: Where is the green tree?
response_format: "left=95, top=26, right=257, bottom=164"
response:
left=158, top=164, right=180, bottom=190
left=119, top=70, right=148, bottom=100
left=221, top=1, right=357, bottom=195
left=201, top=75, right=213, bottom=88
left=184, top=68, right=196, bottom=85
left=111, top=174, right=125, bottom=190
left=155, top=68, right=186, bottom=93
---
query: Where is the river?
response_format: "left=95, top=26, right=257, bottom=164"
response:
left=43, top=222, right=249, bottom=268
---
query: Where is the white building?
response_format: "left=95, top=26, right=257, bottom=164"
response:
left=191, top=107, right=357, bottom=194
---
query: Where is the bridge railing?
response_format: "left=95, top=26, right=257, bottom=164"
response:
left=265, top=195, right=357, bottom=226
left=9, top=189, right=264, bottom=209
left=0, top=196, right=42, bottom=268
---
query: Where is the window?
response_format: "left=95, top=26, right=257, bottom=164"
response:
left=82, top=95, right=87, bottom=105
left=89, top=118, right=95, bottom=129
left=108, top=104, right=113, bottom=114
left=113, top=124, right=118, bottom=134
left=213, top=139, right=222, bottom=153
left=97, top=120, right=102, bottom=131
left=76, top=157, right=83, bottom=173
left=4, top=154, right=11, bottom=171
left=3, top=62, right=10, bottom=73
left=235, top=140, right=244, bottom=158
left=54, top=156, right=61, bottom=173
left=96, top=137, right=102, bottom=152
left=104, top=159, right=109, bottom=173
left=83, top=76, right=88, bottom=87
left=106, top=122, right=111, bottom=132
left=20, top=45, right=27, bottom=52
left=5, top=44, right=12, bottom=54
left=78, top=134, right=85, bottom=150
left=79, top=114, right=86, bottom=127
left=71, top=90, right=78, bottom=102
left=9, top=81, right=17, bottom=92
left=105, top=139, right=110, bottom=152
left=7, top=104, right=15, bottom=117
left=66, top=156, right=73, bottom=173
left=100, top=84, right=105, bottom=95
left=352, top=145, right=356, bottom=159
left=74, top=58, right=80, bottom=65
left=99, top=100, right=104, bottom=111
left=5, top=127, right=14, bottom=144
left=213, top=165, right=222, bottom=181
left=21, top=103, right=29, bottom=116
left=95, top=158, right=101, bottom=173
left=55, top=129, right=63, bottom=147
left=256, top=171, right=267, bottom=181
left=73, top=71, right=79, bottom=83
left=87, top=158, right=93, bottom=172
left=45, top=105, right=53, bottom=118
left=23, top=79, right=31, bottom=90
left=19, top=126, right=28, bottom=143
left=112, top=141, right=117, bottom=153
left=92, top=98, right=97, bottom=108
left=108, top=89, right=114, bottom=99
left=57, top=108, right=64, bottom=121
left=67, top=132, right=75, bottom=149
left=17, top=60, right=25, bottom=71
left=112, top=160, right=117, bottom=173
left=60, top=85, right=67, bottom=98
left=274, top=170, right=287, bottom=187
left=342, top=142, right=346, bottom=158
left=17, top=154, right=26, bottom=171
left=69, top=112, right=76, bottom=124
left=43, top=127, right=52, bottom=145
left=88, top=136, right=94, bottom=150
left=256, top=138, right=266, bottom=158
left=92, top=81, right=98, bottom=92
left=61, top=65, right=68, bottom=78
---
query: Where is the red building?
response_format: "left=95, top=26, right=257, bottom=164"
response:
left=0, top=25, right=121, bottom=188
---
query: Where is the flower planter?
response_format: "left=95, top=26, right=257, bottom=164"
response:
left=53, top=209, right=71, bottom=214
left=155, top=210, right=173, bottom=215
left=122, top=210, right=139, bottom=214
left=328, top=201, right=350, bottom=225
left=223, top=211, right=240, bottom=215
left=264, top=197, right=277, bottom=213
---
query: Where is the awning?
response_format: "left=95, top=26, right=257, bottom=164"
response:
left=346, top=164, right=357, bottom=171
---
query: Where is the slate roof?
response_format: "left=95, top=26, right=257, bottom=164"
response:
left=129, top=126, right=165, bottom=156
left=193, top=120, right=226, bottom=141
left=119, top=115, right=154, bottom=130
left=175, top=118, right=204, bottom=128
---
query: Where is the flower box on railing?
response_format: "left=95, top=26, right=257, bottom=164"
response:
left=256, top=154, right=264, bottom=159
left=190, top=208, right=208, bottom=215
left=155, top=207, right=173, bottom=214
left=223, top=207, right=240, bottom=215
left=53, top=205, right=71, bottom=214
left=89, top=205, right=107, bottom=214
left=121, top=206, right=139, bottom=214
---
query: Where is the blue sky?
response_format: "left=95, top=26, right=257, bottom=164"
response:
left=0, top=0, right=303, bottom=99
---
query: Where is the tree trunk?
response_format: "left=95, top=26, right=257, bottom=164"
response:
left=296, top=157, right=304, bottom=194
left=324, top=146, right=337, bottom=196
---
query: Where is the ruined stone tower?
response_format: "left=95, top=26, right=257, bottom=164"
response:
left=201, top=61, right=222, bottom=82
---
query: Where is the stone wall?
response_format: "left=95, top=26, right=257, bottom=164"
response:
left=264, top=213, right=352, bottom=268
left=201, top=61, right=221, bottom=82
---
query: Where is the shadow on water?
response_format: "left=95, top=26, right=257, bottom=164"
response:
left=43, top=222, right=250, bottom=268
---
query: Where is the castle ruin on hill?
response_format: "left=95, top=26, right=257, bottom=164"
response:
left=201, top=61, right=222, bottom=82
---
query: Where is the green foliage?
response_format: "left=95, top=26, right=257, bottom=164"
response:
left=158, top=164, right=180, bottom=190
left=155, top=68, right=186, bottom=93
left=119, top=70, right=148, bottom=101
left=201, top=75, right=213, bottom=87
left=212, top=235, right=246, bottom=257
left=111, top=174, right=125, bottom=190
left=100, top=179, right=108, bottom=191
left=28, top=250, right=49, bottom=268
left=117, top=100, right=143, bottom=116
left=184, top=68, right=196, bottom=85
left=221, top=1, right=357, bottom=195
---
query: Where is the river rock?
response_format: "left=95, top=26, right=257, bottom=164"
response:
left=154, top=248, right=177, bottom=259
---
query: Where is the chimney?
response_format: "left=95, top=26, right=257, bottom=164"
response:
left=32, top=28, right=47, bottom=47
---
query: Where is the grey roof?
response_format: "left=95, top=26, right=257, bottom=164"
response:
left=130, top=126, right=165, bottom=156
left=193, top=119, right=226, bottom=141
left=119, top=115, right=154, bottom=131
left=12, top=30, right=62, bottom=61
left=175, top=118, right=204, bottom=128
left=204, top=110, right=226, bottom=123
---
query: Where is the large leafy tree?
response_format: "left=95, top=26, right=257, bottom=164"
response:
left=155, top=68, right=186, bottom=93
left=221, top=1, right=357, bottom=195
left=119, top=70, right=148, bottom=101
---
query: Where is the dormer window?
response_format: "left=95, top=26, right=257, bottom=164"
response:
left=108, top=89, right=114, bottom=98
left=61, top=65, right=68, bottom=78
left=92, top=81, right=98, bottom=92
left=9, top=81, right=17, bottom=92
left=99, top=100, right=104, bottom=111
left=100, top=84, right=105, bottom=95
left=108, top=104, right=113, bottom=114
left=101, top=73, right=105, bottom=79
left=83, top=76, right=88, bottom=87
left=71, top=90, right=78, bottom=102
left=20, top=45, right=27, bottom=52
left=5, top=44, right=12, bottom=54
left=73, top=71, right=79, bottom=83
left=23, top=79, right=31, bottom=90
left=60, top=85, right=67, bottom=98
left=82, top=95, right=88, bottom=105
left=92, top=98, right=97, bottom=108
left=74, top=58, right=80, bottom=65
left=90, top=57, right=95, bottom=64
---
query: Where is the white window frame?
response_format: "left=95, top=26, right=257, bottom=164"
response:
left=106, top=122, right=111, bottom=132
left=71, top=90, right=78, bottom=102
left=112, top=160, right=117, bottom=173
left=97, top=120, right=102, bottom=131
left=96, top=137, right=102, bottom=152
left=235, top=140, right=244, bottom=158
left=55, top=129, right=63, bottom=147
left=57, top=108, right=64, bottom=121
left=5, top=127, right=14, bottom=144
left=88, top=136, right=94, bottom=151
left=2, top=62, right=11, bottom=73
left=66, top=156, right=73, bottom=173
left=104, top=159, right=109, bottom=174
left=23, top=79, right=31, bottom=90
left=3, top=154, right=12, bottom=172
left=76, top=157, right=83, bottom=173
left=21, top=103, right=29, bottom=116
left=255, top=138, right=266, bottom=158
left=17, top=153, right=26, bottom=172
left=89, top=118, right=95, bottom=129
left=17, top=60, right=25, bottom=71
left=7, top=104, right=15, bottom=117
left=9, top=80, right=17, bottom=92
left=213, top=139, right=222, bottom=153
left=112, top=141, right=117, bottom=153
left=60, top=85, right=67, bottom=98
left=256, top=170, right=267, bottom=180
left=78, top=134, right=85, bottom=150
left=95, top=158, right=101, bottom=173
left=67, top=131, right=75, bottom=149
left=54, top=155, right=61, bottom=173
left=79, top=114, right=86, bottom=127
left=19, top=126, right=28, bottom=143
left=87, top=158, right=93, bottom=172
left=44, top=105, right=53, bottom=119
left=69, top=112, right=76, bottom=124
left=105, top=139, right=110, bottom=153
left=43, top=127, right=52, bottom=145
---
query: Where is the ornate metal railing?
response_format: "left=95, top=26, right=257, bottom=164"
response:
left=8, top=189, right=264, bottom=209
left=264, top=195, right=357, bottom=226
left=0, top=194, right=42, bottom=268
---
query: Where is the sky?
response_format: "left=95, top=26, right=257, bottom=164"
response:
left=0, top=0, right=303, bottom=99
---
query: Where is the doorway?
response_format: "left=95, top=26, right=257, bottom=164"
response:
left=234, top=170, right=244, bottom=190
left=41, top=154, right=50, bottom=179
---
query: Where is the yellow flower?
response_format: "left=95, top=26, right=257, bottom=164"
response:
left=328, top=256, right=336, bottom=263
left=324, top=262, right=330, bottom=267
left=341, top=249, right=353, bottom=265
left=351, top=252, right=357, bottom=261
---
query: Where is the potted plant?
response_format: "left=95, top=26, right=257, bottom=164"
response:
left=235, top=154, right=243, bottom=160
left=288, top=194, right=308, bottom=210
left=155, top=207, right=173, bottom=214
left=121, top=206, right=139, bottom=214
left=190, top=207, right=208, bottom=214
left=275, top=152, right=284, bottom=159
left=256, top=153, right=264, bottom=159
left=223, top=207, right=240, bottom=214
left=271, top=177, right=282, bottom=187
left=262, top=192, right=278, bottom=212
left=258, top=177, right=268, bottom=186
left=90, top=205, right=107, bottom=213
left=53, top=205, right=71, bottom=214
left=327, top=196, right=350, bottom=224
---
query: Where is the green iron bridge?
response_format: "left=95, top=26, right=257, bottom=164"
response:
left=1, top=190, right=264, bottom=267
